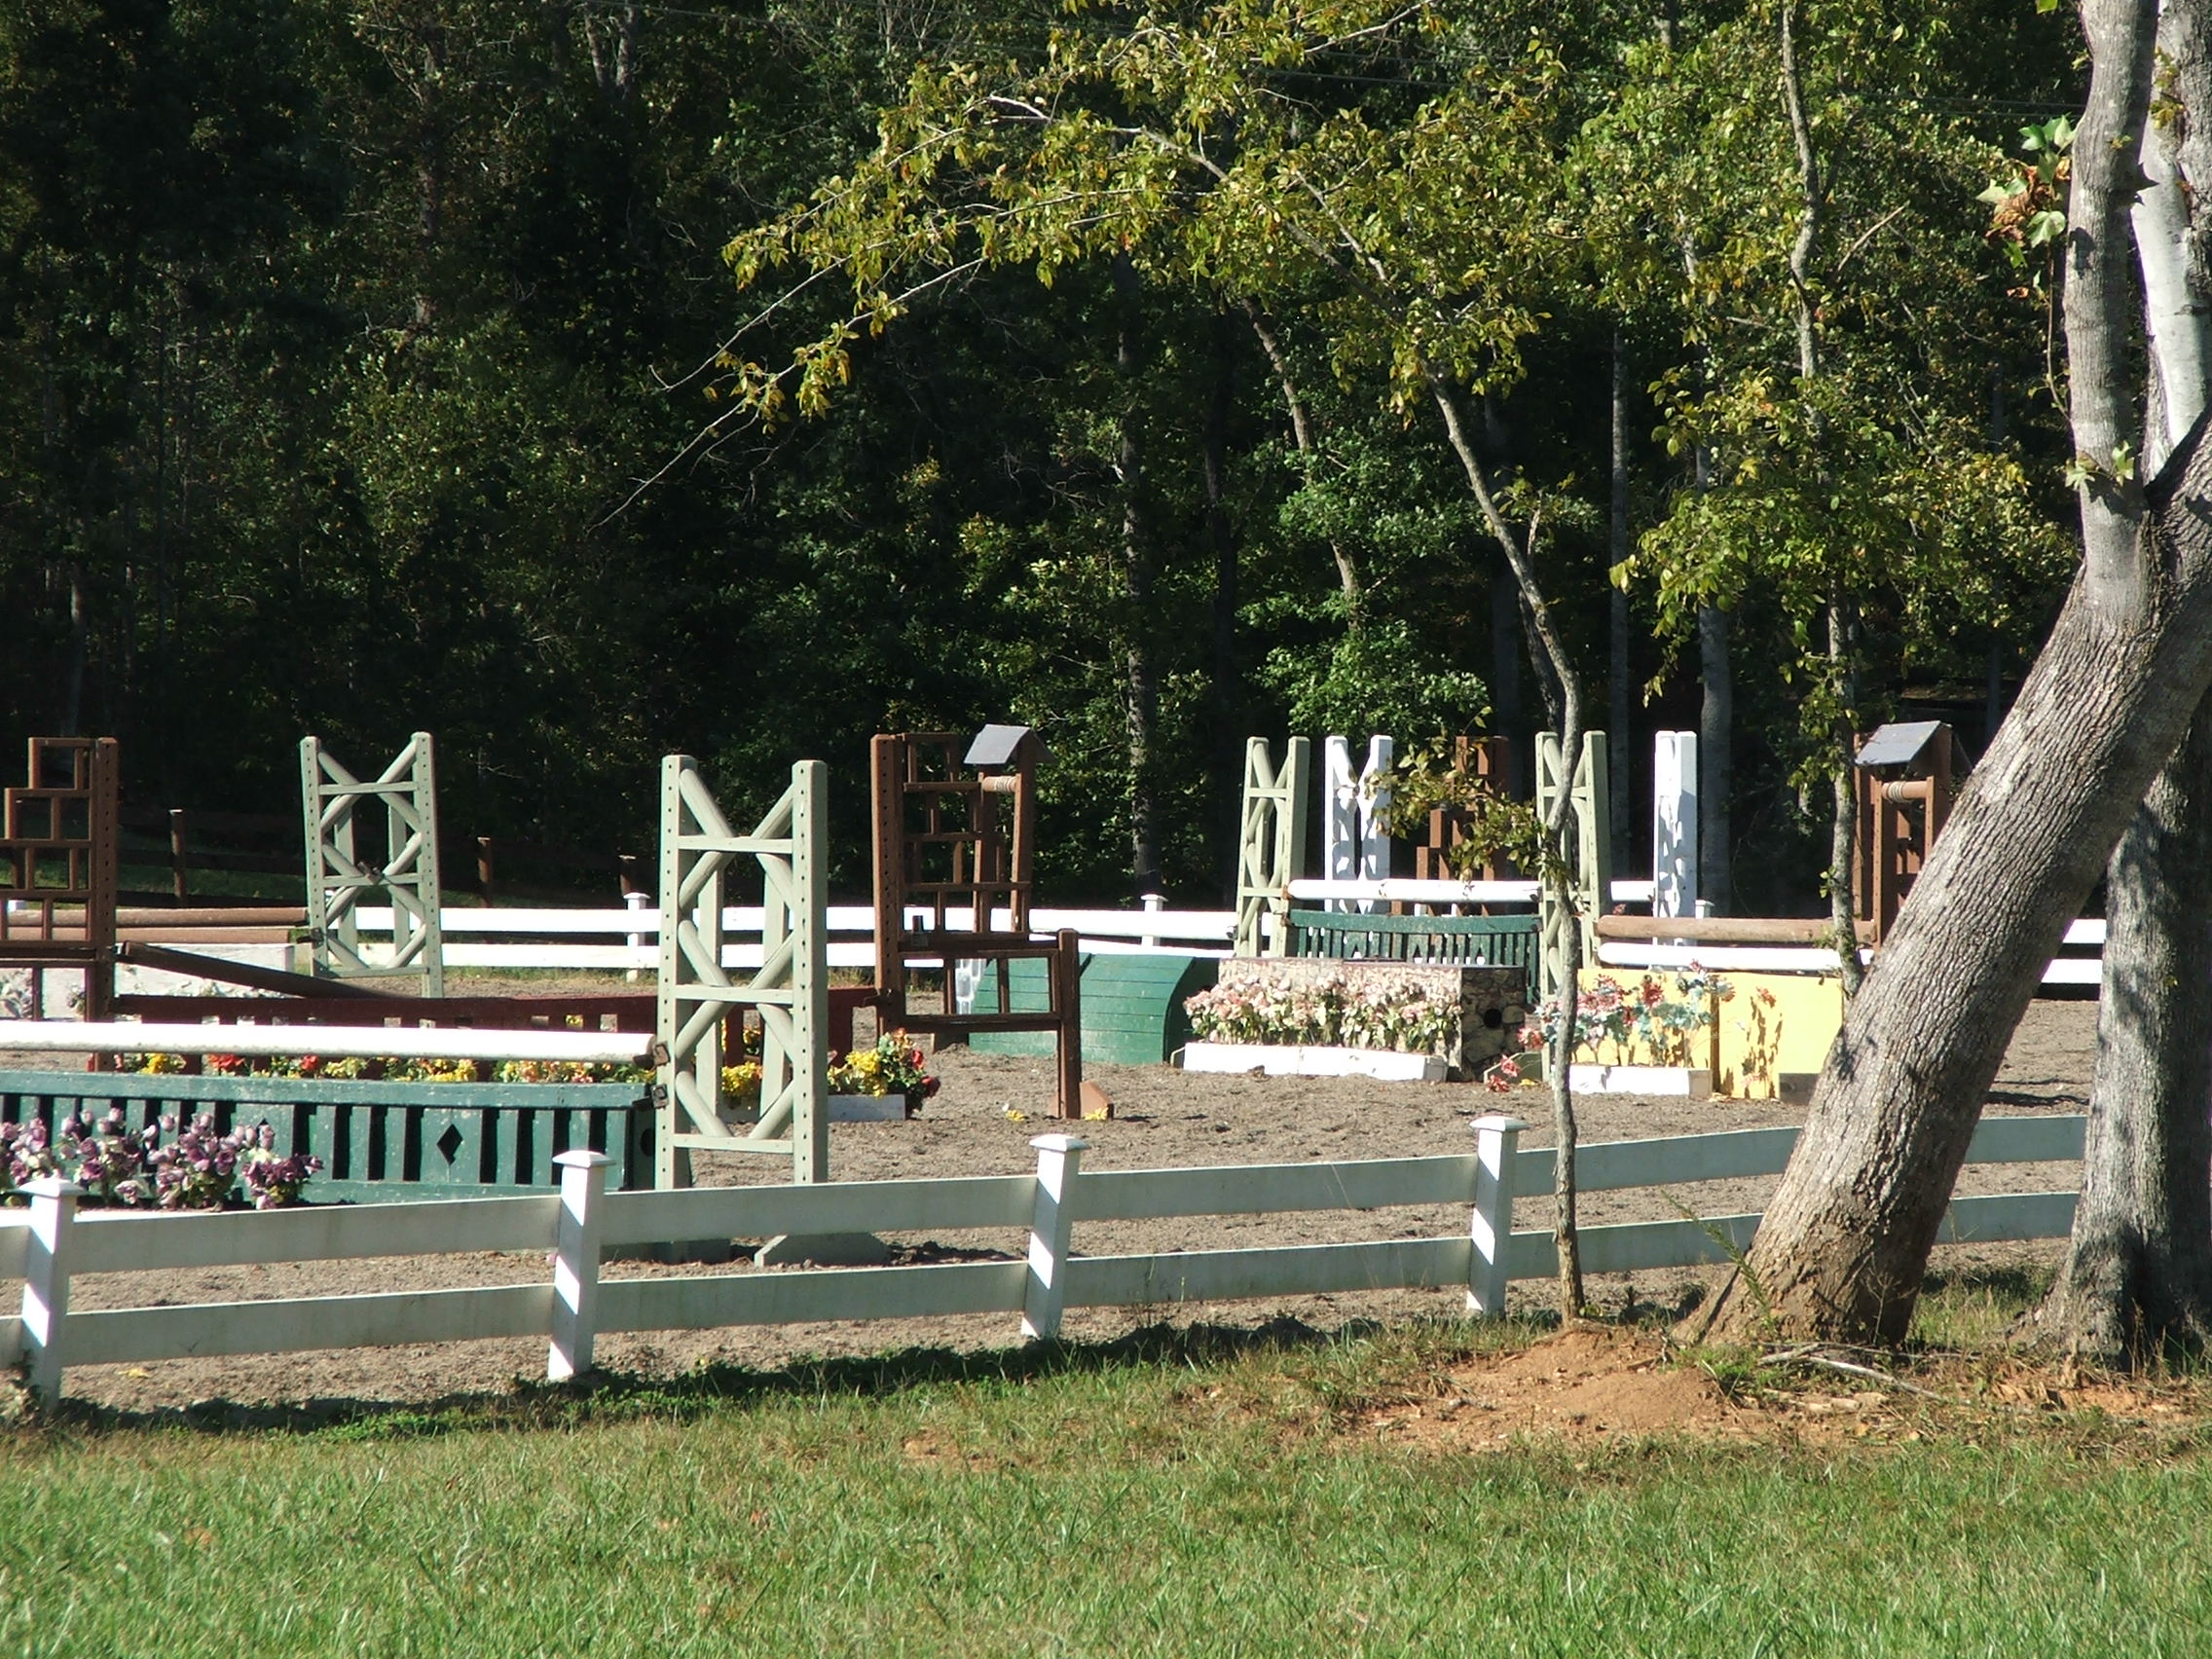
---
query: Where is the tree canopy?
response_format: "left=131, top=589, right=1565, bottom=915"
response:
left=0, top=0, right=2086, bottom=907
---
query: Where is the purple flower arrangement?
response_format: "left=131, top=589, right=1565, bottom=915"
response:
left=1, top=1109, right=322, bottom=1210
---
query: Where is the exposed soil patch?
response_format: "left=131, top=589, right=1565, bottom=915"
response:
left=1359, top=1328, right=1743, bottom=1448
left=1348, top=1321, right=2212, bottom=1455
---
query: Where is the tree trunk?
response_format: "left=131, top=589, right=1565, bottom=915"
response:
left=2035, top=703, right=2212, bottom=1362
left=1242, top=301, right=1361, bottom=620
left=1493, top=560, right=1525, bottom=756
left=2035, top=0, right=2212, bottom=1366
left=1693, top=449, right=2212, bottom=1345
left=1688, top=0, right=2196, bottom=1348
left=1114, top=256, right=1162, bottom=896
left=1609, top=325, right=1634, bottom=863
left=1696, top=600, right=1731, bottom=911
left=1205, top=314, right=1242, bottom=903
left=1827, top=597, right=1863, bottom=994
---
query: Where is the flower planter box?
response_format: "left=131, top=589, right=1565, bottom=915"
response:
left=0, top=1069, right=653, bottom=1202
left=1179, top=1042, right=1447, bottom=1083
left=827, top=1092, right=917, bottom=1122
left=1567, top=1063, right=1713, bottom=1099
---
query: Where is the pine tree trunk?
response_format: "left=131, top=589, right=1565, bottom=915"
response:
left=2035, top=702, right=2212, bottom=1362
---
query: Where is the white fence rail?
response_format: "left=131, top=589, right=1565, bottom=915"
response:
left=339, top=904, right=1238, bottom=972
left=0, top=1113, right=2085, bottom=1403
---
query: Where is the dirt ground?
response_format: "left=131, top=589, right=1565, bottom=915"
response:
left=3, top=997, right=2097, bottom=1414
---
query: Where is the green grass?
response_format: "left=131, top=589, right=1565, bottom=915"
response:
left=4, top=1312, right=2211, bottom=1658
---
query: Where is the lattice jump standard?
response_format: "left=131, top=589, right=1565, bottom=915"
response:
left=654, top=756, right=829, bottom=1189
left=1533, top=730, right=1612, bottom=1005
left=0, top=737, right=119, bottom=1022
left=300, top=731, right=445, bottom=997
left=871, top=728, right=1082, bottom=1119
left=1234, top=735, right=1311, bottom=958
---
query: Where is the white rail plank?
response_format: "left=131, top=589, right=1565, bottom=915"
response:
left=69, top=1196, right=559, bottom=1274
left=1065, top=1236, right=1468, bottom=1308
left=1965, top=1116, right=2085, bottom=1163
left=0, top=1021, right=646, bottom=1062
left=1071, top=1156, right=1475, bottom=1222
left=1938, top=1191, right=2079, bottom=1243
left=1503, top=1212, right=1762, bottom=1279
left=0, top=1216, right=24, bottom=1277
left=599, top=1260, right=1026, bottom=1332
left=65, top=1283, right=553, bottom=1366
left=1519, top=1118, right=2081, bottom=1202
left=598, top=1175, right=1035, bottom=1247
left=1546, top=1126, right=1802, bottom=1195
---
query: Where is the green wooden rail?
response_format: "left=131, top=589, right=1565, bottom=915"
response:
left=1286, top=908, right=1539, bottom=972
left=0, top=1070, right=651, bottom=1202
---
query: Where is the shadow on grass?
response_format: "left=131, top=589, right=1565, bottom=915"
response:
left=18, top=1309, right=1558, bottom=1443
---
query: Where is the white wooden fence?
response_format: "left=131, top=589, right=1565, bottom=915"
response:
left=347, top=903, right=1239, bottom=973
left=0, top=1113, right=2084, bottom=1403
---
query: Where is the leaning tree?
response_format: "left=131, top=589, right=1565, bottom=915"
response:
left=1697, top=0, right=2212, bottom=1346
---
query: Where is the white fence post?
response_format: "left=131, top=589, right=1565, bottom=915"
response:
left=1467, top=1116, right=1528, bottom=1317
left=21, top=1178, right=82, bottom=1404
left=547, top=1150, right=612, bottom=1380
left=1357, top=735, right=1394, bottom=911
left=1021, top=1134, right=1088, bottom=1340
left=1652, top=730, right=1699, bottom=927
left=1323, top=736, right=1357, bottom=911
left=1140, top=892, right=1166, bottom=949
left=623, top=888, right=651, bottom=984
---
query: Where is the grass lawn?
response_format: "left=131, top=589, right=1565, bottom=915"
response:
left=3, top=1282, right=2210, bottom=1657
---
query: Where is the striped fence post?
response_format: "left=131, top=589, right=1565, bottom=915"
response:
left=21, top=1178, right=81, bottom=1404
left=1020, top=1134, right=1088, bottom=1340
left=547, top=1150, right=611, bottom=1380
left=1467, top=1116, right=1528, bottom=1318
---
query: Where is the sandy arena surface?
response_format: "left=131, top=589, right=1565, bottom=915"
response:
left=2, top=998, right=2097, bottom=1413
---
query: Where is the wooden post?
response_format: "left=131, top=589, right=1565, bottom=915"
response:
left=547, top=1150, right=611, bottom=1381
left=1467, top=1115, right=1527, bottom=1318
left=21, top=1177, right=81, bottom=1404
left=1020, top=1133, right=1088, bottom=1340
left=1051, top=929, right=1083, bottom=1119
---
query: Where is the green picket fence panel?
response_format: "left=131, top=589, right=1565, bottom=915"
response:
left=0, top=1070, right=652, bottom=1203
left=1285, top=908, right=1538, bottom=972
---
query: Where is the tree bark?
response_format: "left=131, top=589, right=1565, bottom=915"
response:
left=1686, top=0, right=2212, bottom=1348
left=1827, top=597, right=1863, bottom=994
left=2035, top=705, right=2212, bottom=1362
left=1693, top=428, right=2212, bottom=1345
left=2035, top=0, right=2212, bottom=1364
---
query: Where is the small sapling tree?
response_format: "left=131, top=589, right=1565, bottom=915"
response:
left=1382, top=742, right=1589, bottom=1317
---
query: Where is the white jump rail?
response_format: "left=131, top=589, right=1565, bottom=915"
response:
left=332, top=903, right=1238, bottom=972
left=1288, top=878, right=1654, bottom=908
left=0, top=1113, right=2085, bottom=1403
left=0, top=1020, right=644, bottom=1063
